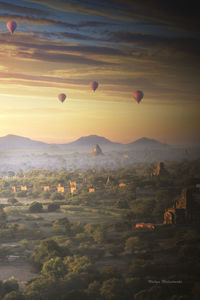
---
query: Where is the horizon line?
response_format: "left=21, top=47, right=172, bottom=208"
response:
left=0, top=133, right=193, bottom=147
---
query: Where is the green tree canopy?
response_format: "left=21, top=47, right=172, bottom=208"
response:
left=29, top=201, right=43, bottom=213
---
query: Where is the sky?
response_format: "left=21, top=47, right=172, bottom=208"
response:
left=0, top=0, right=199, bottom=145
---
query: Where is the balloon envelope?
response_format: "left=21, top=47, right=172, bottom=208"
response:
left=90, top=81, right=98, bottom=92
left=133, top=90, right=144, bottom=103
left=58, top=93, right=66, bottom=103
left=7, top=21, right=17, bottom=34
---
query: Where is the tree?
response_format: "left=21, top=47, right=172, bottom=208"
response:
left=48, top=203, right=60, bottom=212
left=125, top=236, right=140, bottom=253
left=3, top=291, right=25, bottom=300
left=64, top=256, right=93, bottom=274
left=50, top=192, right=64, bottom=200
left=62, top=289, right=89, bottom=300
left=115, top=199, right=129, bottom=209
left=86, top=281, right=101, bottom=300
left=0, top=206, right=7, bottom=229
left=2, top=277, right=19, bottom=296
left=41, top=191, right=51, bottom=199
left=7, top=198, right=18, bottom=205
left=192, top=281, right=200, bottom=300
left=100, top=278, right=129, bottom=300
left=25, top=277, right=60, bottom=300
left=7, top=171, right=15, bottom=178
left=53, top=217, right=70, bottom=234
left=29, top=201, right=43, bottom=213
left=41, top=257, right=67, bottom=280
left=101, top=266, right=122, bottom=281
left=32, top=239, right=68, bottom=270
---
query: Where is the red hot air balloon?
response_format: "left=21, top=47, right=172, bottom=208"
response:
left=7, top=21, right=17, bottom=34
left=90, top=81, right=98, bottom=92
left=58, top=93, right=66, bottom=103
left=133, top=90, right=144, bottom=103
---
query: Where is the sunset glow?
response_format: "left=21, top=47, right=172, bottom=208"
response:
left=0, top=0, right=199, bottom=145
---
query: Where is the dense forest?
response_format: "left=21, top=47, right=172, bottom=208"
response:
left=0, top=160, right=200, bottom=300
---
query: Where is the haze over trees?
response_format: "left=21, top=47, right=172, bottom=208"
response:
left=0, top=160, right=199, bottom=299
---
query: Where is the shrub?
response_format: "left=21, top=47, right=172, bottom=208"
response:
left=7, top=198, right=18, bottom=205
left=29, top=202, right=43, bottom=213
left=2, top=277, right=19, bottom=296
left=16, top=191, right=27, bottom=197
left=53, top=218, right=70, bottom=233
left=48, top=203, right=60, bottom=212
left=41, top=191, right=51, bottom=199
left=0, top=206, right=7, bottom=229
left=115, top=199, right=130, bottom=209
left=3, top=290, right=25, bottom=300
left=50, top=192, right=64, bottom=200
left=32, top=239, right=69, bottom=270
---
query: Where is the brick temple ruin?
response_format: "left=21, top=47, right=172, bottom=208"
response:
left=151, top=162, right=168, bottom=177
left=164, top=187, right=200, bottom=224
left=90, top=144, right=103, bottom=156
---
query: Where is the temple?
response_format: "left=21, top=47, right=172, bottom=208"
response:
left=164, top=187, right=200, bottom=224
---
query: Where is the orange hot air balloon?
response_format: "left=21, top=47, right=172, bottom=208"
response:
left=58, top=93, right=66, bottom=103
left=133, top=90, right=144, bottom=103
left=7, top=21, right=17, bottom=34
left=90, top=81, right=98, bottom=92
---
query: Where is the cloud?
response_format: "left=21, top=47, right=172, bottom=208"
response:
left=77, top=20, right=119, bottom=27
left=6, top=40, right=124, bottom=56
left=0, top=14, right=76, bottom=28
left=109, top=0, right=200, bottom=32
left=0, top=1, right=51, bottom=16
left=57, top=31, right=100, bottom=41
left=0, top=71, right=88, bottom=86
left=0, top=14, right=118, bottom=30
left=26, top=0, right=200, bottom=32
left=107, top=31, right=200, bottom=58
left=16, top=48, right=117, bottom=66
left=0, top=32, right=124, bottom=67
left=25, top=0, right=137, bottom=22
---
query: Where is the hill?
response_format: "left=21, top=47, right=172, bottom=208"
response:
left=127, top=137, right=171, bottom=150
left=0, top=134, right=48, bottom=149
left=60, top=134, right=121, bottom=149
left=0, top=134, right=172, bottom=151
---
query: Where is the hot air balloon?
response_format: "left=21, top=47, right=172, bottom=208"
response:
left=133, top=90, right=144, bottom=104
left=90, top=81, right=98, bottom=92
left=58, top=93, right=66, bottom=103
left=7, top=21, right=17, bottom=34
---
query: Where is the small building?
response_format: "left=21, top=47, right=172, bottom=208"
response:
left=21, top=186, right=27, bottom=191
left=57, top=184, right=64, bottom=193
left=11, top=186, right=16, bottom=193
left=69, top=181, right=77, bottom=194
left=70, top=181, right=76, bottom=188
left=196, top=183, right=200, bottom=190
left=119, top=183, right=126, bottom=188
left=43, top=186, right=50, bottom=192
left=70, top=187, right=76, bottom=194
left=136, top=223, right=155, bottom=230
left=89, top=188, right=95, bottom=193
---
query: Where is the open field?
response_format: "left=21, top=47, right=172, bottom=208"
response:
left=0, top=264, right=37, bottom=288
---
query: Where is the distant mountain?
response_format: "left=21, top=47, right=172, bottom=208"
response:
left=127, top=137, right=171, bottom=149
left=0, top=134, right=171, bottom=151
left=61, top=135, right=121, bottom=148
left=0, top=134, right=48, bottom=149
